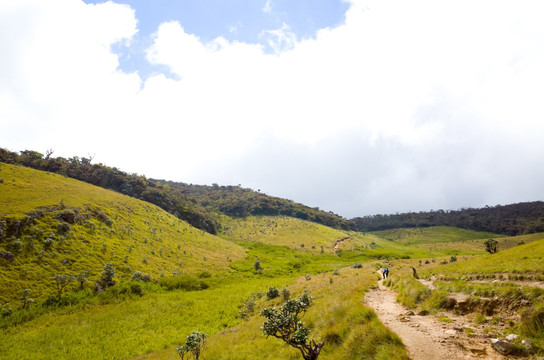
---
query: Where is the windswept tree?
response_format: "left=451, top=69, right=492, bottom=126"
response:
left=261, top=292, right=324, bottom=360
left=53, top=274, right=73, bottom=296
left=484, top=238, right=498, bottom=254
left=177, top=331, right=207, bottom=360
left=95, top=263, right=116, bottom=292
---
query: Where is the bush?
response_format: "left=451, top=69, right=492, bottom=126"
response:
left=131, top=271, right=152, bottom=282
left=520, top=304, right=544, bottom=338
left=351, top=263, right=363, bottom=269
left=158, top=274, right=209, bottom=291
left=197, top=271, right=211, bottom=278
left=266, top=286, right=280, bottom=300
left=281, top=288, right=291, bottom=301
left=95, top=263, right=116, bottom=292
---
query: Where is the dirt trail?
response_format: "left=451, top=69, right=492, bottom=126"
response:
left=333, top=236, right=351, bottom=251
left=365, top=280, right=507, bottom=360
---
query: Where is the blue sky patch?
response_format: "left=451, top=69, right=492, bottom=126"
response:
left=84, top=0, right=348, bottom=78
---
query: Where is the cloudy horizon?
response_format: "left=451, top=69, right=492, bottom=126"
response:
left=1, top=0, right=544, bottom=218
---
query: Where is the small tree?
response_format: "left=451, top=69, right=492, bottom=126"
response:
left=266, top=286, right=280, bottom=300
left=484, top=239, right=498, bottom=254
left=20, top=289, right=34, bottom=309
left=53, top=274, right=73, bottom=296
left=177, top=331, right=207, bottom=360
left=95, top=263, right=116, bottom=291
left=74, top=270, right=90, bottom=290
left=261, top=293, right=324, bottom=360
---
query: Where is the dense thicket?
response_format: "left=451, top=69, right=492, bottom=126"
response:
left=0, top=148, right=219, bottom=234
left=352, top=202, right=544, bottom=236
left=0, top=148, right=350, bottom=231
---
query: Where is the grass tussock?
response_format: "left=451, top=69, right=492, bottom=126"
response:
left=385, top=274, right=431, bottom=309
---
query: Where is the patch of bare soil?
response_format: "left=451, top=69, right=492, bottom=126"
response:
left=365, top=280, right=508, bottom=360
left=333, top=236, right=351, bottom=251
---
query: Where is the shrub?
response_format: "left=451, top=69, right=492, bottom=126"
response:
left=281, top=288, right=291, bottom=301
left=351, top=263, right=363, bottom=269
left=95, top=263, right=116, bottom=292
left=158, top=275, right=208, bottom=291
left=484, top=239, right=498, bottom=254
left=197, top=271, right=211, bottom=278
left=10, top=238, right=23, bottom=254
left=177, top=331, right=207, bottom=360
left=266, top=286, right=280, bottom=300
left=44, top=237, right=54, bottom=250
left=131, top=271, right=152, bottom=282
left=57, top=222, right=71, bottom=234
left=520, top=304, right=544, bottom=338
left=261, top=292, right=324, bottom=360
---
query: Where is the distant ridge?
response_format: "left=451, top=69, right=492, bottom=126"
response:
left=352, top=201, right=544, bottom=236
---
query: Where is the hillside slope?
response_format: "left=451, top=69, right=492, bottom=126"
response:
left=220, top=216, right=352, bottom=254
left=0, top=163, right=245, bottom=302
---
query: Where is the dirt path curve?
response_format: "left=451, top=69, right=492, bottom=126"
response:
left=365, top=280, right=506, bottom=360
left=333, top=236, right=351, bottom=251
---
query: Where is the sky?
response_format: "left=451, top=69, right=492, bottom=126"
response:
left=1, top=0, right=544, bottom=219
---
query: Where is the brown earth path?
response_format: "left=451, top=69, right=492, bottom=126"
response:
left=364, top=280, right=507, bottom=360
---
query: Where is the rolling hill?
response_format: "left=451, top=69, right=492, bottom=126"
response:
left=0, top=163, right=245, bottom=303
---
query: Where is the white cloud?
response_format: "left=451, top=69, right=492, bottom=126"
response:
left=262, top=0, right=273, bottom=14
left=2, top=0, right=544, bottom=217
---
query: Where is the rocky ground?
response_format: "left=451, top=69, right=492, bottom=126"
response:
left=365, top=280, right=514, bottom=359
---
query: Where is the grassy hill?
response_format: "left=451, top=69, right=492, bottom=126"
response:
left=220, top=216, right=352, bottom=254
left=370, top=226, right=500, bottom=245
left=0, top=163, right=245, bottom=303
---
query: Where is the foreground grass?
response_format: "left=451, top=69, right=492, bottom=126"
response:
left=133, top=267, right=409, bottom=360
left=0, top=275, right=292, bottom=360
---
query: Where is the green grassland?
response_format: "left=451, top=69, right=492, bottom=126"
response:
left=0, top=163, right=246, bottom=303
left=3, top=161, right=542, bottom=359
left=423, top=236, right=544, bottom=276
left=413, top=231, right=544, bottom=253
left=220, top=216, right=352, bottom=253
left=132, top=268, right=408, bottom=360
left=371, top=226, right=500, bottom=245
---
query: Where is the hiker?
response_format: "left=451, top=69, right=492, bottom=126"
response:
left=382, top=267, right=389, bottom=279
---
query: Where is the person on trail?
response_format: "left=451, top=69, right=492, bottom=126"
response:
left=382, top=267, right=389, bottom=279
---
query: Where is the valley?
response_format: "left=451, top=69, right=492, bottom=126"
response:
left=1, top=161, right=543, bottom=359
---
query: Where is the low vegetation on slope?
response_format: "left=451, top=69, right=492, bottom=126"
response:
left=0, top=163, right=245, bottom=303
left=220, top=216, right=352, bottom=254
left=370, top=226, right=500, bottom=245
